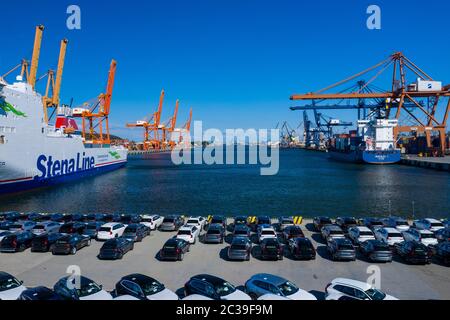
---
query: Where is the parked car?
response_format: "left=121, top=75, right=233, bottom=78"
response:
left=97, top=223, right=126, bottom=240
left=443, top=219, right=450, bottom=229
left=313, top=216, right=333, bottom=231
left=72, top=214, right=88, bottom=223
left=31, top=221, right=61, bottom=236
left=5, top=212, right=21, bottom=222
left=140, top=214, right=164, bottom=230
left=233, top=216, right=248, bottom=227
left=115, top=273, right=178, bottom=300
left=227, top=237, right=252, bottom=261
left=185, top=274, right=251, bottom=300
left=403, top=228, right=438, bottom=246
left=203, top=224, right=225, bottom=244
left=8, top=221, right=36, bottom=232
left=321, top=225, right=345, bottom=241
left=94, top=213, right=108, bottom=222
left=374, top=227, right=404, bottom=246
left=413, top=218, right=445, bottom=232
left=0, top=231, right=35, bottom=252
left=281, top=226, right=304, bottom=242
left=82, top=222, right=104, bottom=239
left=327, top=238, right=356, bottom=261
left=245, top=273, right=316, bottom=300
left=18, top=286, right=62, bottom=300
left=98, top=238, right=134, bottom=260
left=383, top=216, right=410, bottom=232
left=287, top=237, right=316, bottom=260
left=120, top=214, right=141, bottom=225
left=53, top=276, right=112, bottom=300
left=278, top=216, right=294, bottom=231
left=435, top=228, right=450, bottom=242
left=257, top=226, right=277, bottom=243
left=209, top=215, right=227, bottom=229
left=111, top=213, right=122, bottom=222
left=176, top=225, right=200, bottom=244
left=58, top=222, right=86, bottom=235
left=49, top=213, right=65, bottom=223
left=159, top=215, right=184, bottom=231
left=394, top=241, right=432, bottom=264
left=0, top=231, right=12, bottom=242
left=347, top=226, right=375, bottom=245
left=430, top=241, right=450, bottom=266
left=254, top=216, right=271, bottom=232
left=31, top=233, right=65, bottom=252
left=159, top=238, right=190, bottom=261
left=359, top=240, right=392, bottom=262
left=60, top=214, right=73, bottom=223
left=232, top=224, right=251, bottom=239
left=259, top=238, right=284, bottom=260
left=361, top=217, right=384, bottom=231
left=335, top=217, right=358, bottom=232
left=0, top=272, right=27, bottom=300
left=325, top=278, right=398, bottom=300
left=27, top=213, right=44, bottom=222
left=0, top=221, right=15, bottom=231
left=185, top=216, right=206, bottom=229
left=51, top=234, right=91, bottom=255
left=122, top=223, right=150, bottom=242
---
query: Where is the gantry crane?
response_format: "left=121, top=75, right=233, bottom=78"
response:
left=177, top=108, right=193, bottom=145
left=160, top=99, right=179, bottom=149
left=72, top=60, right=117, bottom=145
left=126, top=90, right=165, bottom=150
left=290, top=52, right=450, bottom=156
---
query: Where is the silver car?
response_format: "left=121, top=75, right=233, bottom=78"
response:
left=8, top=221, right=36, bottom=232
left=321, top=225, right=345, bottom=241
left=31, top=221, right=61, bottom=236
left=227, top=237, right=252, bottom=261
left=203, top=224, right=225, bottom=244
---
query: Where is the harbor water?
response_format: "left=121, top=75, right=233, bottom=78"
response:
left=0, top=149, right=449, bottom=218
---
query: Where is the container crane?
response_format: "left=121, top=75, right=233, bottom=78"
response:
left=160, top=99, right=179, bottom=149
left=290, top=52, right=450, bottom=156
left=73, top=60, right=117, bottom=145
left=177, top=108, right=193, bottom=145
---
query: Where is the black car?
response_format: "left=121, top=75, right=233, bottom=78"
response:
left=313, top=216, right=333, bottom=231
left=122, top=223, right=149, bottom=242
left=359, top=240, right=393, bottom=262
left=327, top=238, right=356, bottom=261
left=394, top=241, right=432, bottom=265
left=61, top=214, right=73, bottom=223
left=59, top=222, right=86, bottom=234
left=233, top=216, right=248, bottom=227
left=95, top=213, right=108, bottom=222
left=159, top=238, right=190, bottom=261
left=120, top=214, right=142, bottom=225
left=72, top=214, right=88, bottom=223
left=18, top=286, right=62, bottom=300
left=82, top=222, right=104, bottom=239
left=53, top=276, right=106, bottom=300
left=435, top=228, right=450, bottom=243
left=115, top=274, right=172, bottom=300
left=0, top=231, right=35, bottom=252
left=335, top=217, right=358, bottom=232
left=430, top=241, right=450, bottom=266
left=209, top=216, right=227, bottom=229
left=111, top=213, right=122, bottom=222
left=51, top=234, right=91, bottom=255
left=86, top=214, right=97, bottom=222
left=259, top=238, right=284, bottom=260
left=27, top=213, right=43, bottom=222
left=98, top=237, right=134, bottom=260
left=50, top=213, right=65, bottom=223
left=361, top=217, right=384, bottom=231
left=287, top=238, right=316, bottom=260
left=31, top=233, right=65, bottom=252
left=184, top=274, right=239, bottom=300
left=282, top=226, right=304, bottom=242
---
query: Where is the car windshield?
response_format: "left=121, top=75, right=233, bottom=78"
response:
left=33, top=225, right=45, bottom=230
left=360, top=231, right=373, bottom=236
left=421, top=233, right=435, bottom=239
left=371, top=221, right=383, bottom=226
left=208, top=229, right=221, bottom=235
left=234, top=230, right=247, bottom=235
left=338, top=244, right=354, bottom=250
left=282, top=220, right=293, bottom=224
left=262, top=230, right=275, bottom=235
left=365, top=288, right=386, bottom=300
left=125, top=227, right=136, bottom=233
left=214, top=281, right=236, bottom=297
left=388, top=232, right=402, bottom=238
left=374, top=244, right=389, bottom=251
left=102, top=241, right=117, bottom=249
left=431, top=222, right=443, bottom=227
left=86, top=225, right=97, bottom=230
left=289, top=229, right=301, bottom=235
left=396, top=221, right=408, bottom=226
left=345, top=219, right=357, bottom=224
left=99, top=227, right=111, bottom=232
left=142, top=218, right=152, bottom=222
left=231, top=244, right=247, bottom=250
left=138, top=278, right=165, bottom=295
left=278, top=281, right=299, bottom=296
left=211, top=219, right=223, bottom=224
left=77, top=281, right=102, bottom=297
left=163, top=218, right=174, bottom=223
left=330, top=230, right=343, bottom=235
left=178, top=230, right=191, bottom=235
left=187, top=220, right=198, bottom=224
left=0, top=276, right=22, bottom=292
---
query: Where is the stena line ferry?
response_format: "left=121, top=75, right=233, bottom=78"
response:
left=0, top=26, right=127, bottom=195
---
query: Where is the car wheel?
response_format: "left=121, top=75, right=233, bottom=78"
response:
left=179, top=253, right=184, bottom=261
left=71, top=247, right=77, bottom=255
left=193, top=238, right=196, bottom=245
left=19, top=244, right=26, bottom=252
left=249, top=293, right=258, bottom=300
left=279, top=255, right=284, bottom=261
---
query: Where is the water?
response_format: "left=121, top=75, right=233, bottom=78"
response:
left=0, top=149, right=449, bottom=219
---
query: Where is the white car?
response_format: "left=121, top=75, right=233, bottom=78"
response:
left=325, top=278, right=398, bottom=300
left=403, top=229, right=438, bottom=246
left=140, top=214, right=164, bottom=230
left=97, top=223, right=126, bottom=240
left=258, top=226, right=277, bottom=243
left=383, top=217, right=410, bottom=232
left=257, top=293, right=290, bottom=300
left=413, top=218, right=445, bottom=232
left=185, top=216, right=207, bottom=229
left=0, top=272, right=27, bottom=300
left=176, top=225, right=200, bottom=244
left=348, top=226, right=375, bottom=245
left=113, top=295, right=140, bottom=300
left=182, top=294, right=214, bottom=300
left=374, top=227, right=404, bottom=246
left=146, top=287, right=179, bottom=300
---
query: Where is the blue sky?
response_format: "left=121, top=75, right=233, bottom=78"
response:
left=2, top=0, right=449, bottom=140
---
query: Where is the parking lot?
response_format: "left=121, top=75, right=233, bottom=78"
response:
left=0, top=219, right=449, bottom=300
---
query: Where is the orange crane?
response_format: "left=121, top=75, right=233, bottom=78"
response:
left=126, top=90, right=165, bottom=150
left=178, top=108, right=193, bottom=145
left=160, top=99, right=179, bottom=149
left=290, top=52, right=450, bottom=156
left=72, top=60, right=117, bottom=145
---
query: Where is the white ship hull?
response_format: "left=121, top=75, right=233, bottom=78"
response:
left=0, top=80, right=127, bottom=194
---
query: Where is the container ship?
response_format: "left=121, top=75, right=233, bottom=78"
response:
left=328, top=119, right=401, bottom=164
left=0, top=26, right=127, bottom=194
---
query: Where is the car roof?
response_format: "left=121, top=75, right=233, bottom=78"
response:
left=179, top=225, right=195, bottom=231
left=122, top=273, right=157, bottom=283
left=383, top=227, right=400, bottom=232
left=425, top=218, right=441, bottom=223
left=191, top=274, right=226, bottom=285
left=418, top=229, right=433, bottom=234
left=333, top=238, right=353, bottom=244
left=251, top=273, right=287, bottom=286
left=187, top=216, right=202, bottom=220
left=325, top=225, right=342, bottom=231
left=231, top=237, right=250, bottom=244
left=331, top=278, right=371, bottom=291
left=354, top=226, right=372, bottom=232
left=101, top=222, right=121, bottom=227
